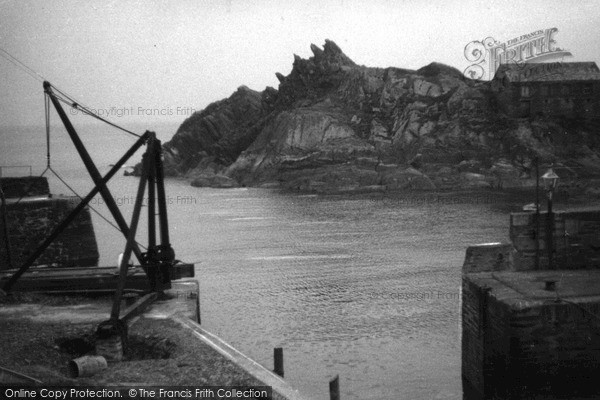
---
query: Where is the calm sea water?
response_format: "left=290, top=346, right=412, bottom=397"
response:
left=1, top=123, right=583, bottom=399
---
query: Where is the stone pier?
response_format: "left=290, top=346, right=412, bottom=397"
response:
left=462, top=210, right=600, bottom=399
left=0, top=176, right=99, bottom=269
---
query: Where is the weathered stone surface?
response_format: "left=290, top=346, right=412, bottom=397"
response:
left=462, top=210, right=600, bottom=398
left=510, top=210, right=600, bottom=270
left=0, top=196, right=99, bottom=269
left=463, top=243, right=514, bottom=273
left=413, top=78, right=442, bottom=97
left=161, top=85, right=267, bottom=176
left=369, top=120, right=389, bottom=142
left=463, top=270, right=600, bottom=399
left=1, top=177, right=49, bottom=198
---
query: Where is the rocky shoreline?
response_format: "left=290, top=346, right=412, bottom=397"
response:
left=130, top=40, right=600, bottom=194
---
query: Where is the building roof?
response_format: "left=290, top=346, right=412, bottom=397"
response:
left=494, top=62, right=600, bottom=83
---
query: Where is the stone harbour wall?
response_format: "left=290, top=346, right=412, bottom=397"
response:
left=510, top=210, right=600, bottom=271
left=1, top=176, right=50, bottom=198
left=0, top=177, right=99, bottom=270
left=462, top=209, right=600, bottom=399
left=508, top=300, right=600, bottom=396
left=462, top=275, right=600, bottom=398
left=462, top=243, right=514, bottom=273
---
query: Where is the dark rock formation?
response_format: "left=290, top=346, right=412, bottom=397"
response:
left=148, top=40, right=600, bottom=192
left=160, top=85, right=270, bottom=182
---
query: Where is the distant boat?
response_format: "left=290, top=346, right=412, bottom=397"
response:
left=522, top=203, right=539, bottom=211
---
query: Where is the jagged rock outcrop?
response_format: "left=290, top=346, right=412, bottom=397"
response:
left=149, top=40, right=600, bottom=192
left=159, top=85, right=270, bottom=184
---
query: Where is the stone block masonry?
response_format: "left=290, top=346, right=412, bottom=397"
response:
left=0, top=176, right=49, bottom=198
left=510, top=210, right=600, bottom=271
left=0, top=177, right=99, bottom=270
left=463, top=243, right=514, bottom=273
left=462, top=209, right=600, bottom=399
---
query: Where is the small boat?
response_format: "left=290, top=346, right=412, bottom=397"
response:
left=522, top=202, right=540, bottom=211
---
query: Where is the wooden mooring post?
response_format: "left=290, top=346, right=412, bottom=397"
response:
left=329, top=374, right=340, bottom=400
left=273, top=347, right=284, bottom=377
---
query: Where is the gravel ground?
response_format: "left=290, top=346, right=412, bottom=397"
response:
left=0, top=293, right=286, bottom=399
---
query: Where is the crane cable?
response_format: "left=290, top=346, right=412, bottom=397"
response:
left=47, top=166, right=148, bottom=252
left=49, top=84, right=142, bottom=139
left=0, top=47, right=45, bottom=83
left=0, top=46, right=147, bottom=249
left=0, top=46, right=201, bottom=266
left=0, top=46, right=142, bottom=139
left=9, top=94, right=53, bottom=207
left=43, top=92, right=149, bottom=250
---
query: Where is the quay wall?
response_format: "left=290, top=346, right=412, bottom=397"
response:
left=462, top=271, right=600, bottom=398
left=510, top=210, right=600, bottom=270
left=462, top=210, right=600, bottom=399
left=0, top=176, right=49, bottom=198
left=0, top=177, right=99, bottom=269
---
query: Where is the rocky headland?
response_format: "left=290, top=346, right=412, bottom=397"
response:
left=142, top=40, right=600, bottom=194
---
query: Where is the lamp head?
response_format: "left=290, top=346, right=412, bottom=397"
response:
left=541, top=168, right=559, bottom=191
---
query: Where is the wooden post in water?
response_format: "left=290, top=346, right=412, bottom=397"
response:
left=0, top=183, right=13, bottom=270
left=329, top=375, right=340, bottom=400
left=273, top=347, right=284, bottom=377
left=535, top=156, right=540, bottom=270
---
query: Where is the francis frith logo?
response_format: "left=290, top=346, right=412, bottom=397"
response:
left=463, top=28, right=572, bottom=81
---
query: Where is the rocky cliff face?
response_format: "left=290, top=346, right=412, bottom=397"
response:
left=160, top=40, right=600, bottom=192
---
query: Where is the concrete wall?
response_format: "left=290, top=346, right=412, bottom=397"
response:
left=0, top=177, right=99, bottom=270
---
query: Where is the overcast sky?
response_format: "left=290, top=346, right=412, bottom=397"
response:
left=1, top=0, right=599, bottom=129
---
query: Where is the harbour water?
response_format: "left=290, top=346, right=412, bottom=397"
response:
left=0, top=123, right=557, bottom=399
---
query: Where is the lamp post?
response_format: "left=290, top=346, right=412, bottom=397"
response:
left=541, top=168, right=559, bottom=269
